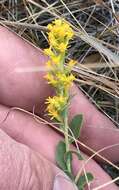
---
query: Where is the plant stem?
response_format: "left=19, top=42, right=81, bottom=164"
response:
left=64, top=110, right=69, bottom=152
left=64, top=108, right=72, bottom=174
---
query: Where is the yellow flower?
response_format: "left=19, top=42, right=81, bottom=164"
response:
left=52, top=55, right=61, bottom=64
left=53, top=19, right=74, bottom=40
left=68, top=60, right=77, bottom=67
left=47, top=23, right=53, bottom=31
left=44, top=73, right=57, bottom=86
left=53, top=27, right=67, bottom=39
left=57, top=28, right=65, bottom=37
left=47, top=107, right=60, bottom=120
left=46, top=95, right=68, bottom=121
left=48, top=33, right=57, bottom=47
left=53, top=19, right=62, bottom=26
left=58, top=43, right=67, bottom=52
left=66, top=29, right=74, bottom=39
left=46, top=60, right=52, bottom=69
left=46, top=19, right=74, bottom=51
left=67, top=59, right=77, bottom=71
left=68, top=74, right=75, bottom=83
left=44, top=48, right=54, bottom=57
left=46, top=95, right=67, bottom=110
left=56, top=95, right=67, bottom=107
left=56, top=73, right=75, bottom=88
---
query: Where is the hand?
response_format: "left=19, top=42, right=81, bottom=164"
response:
left=0, top=26, right=118, bottom=190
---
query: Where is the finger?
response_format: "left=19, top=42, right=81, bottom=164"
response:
left=69, top=85, right=119, bottom=162
left=0, top=126, right=78, bottom=190
left=0, top=26, right=118, bottom=162
left=0, top=128, right=56, bottom=190
left=0, top=105, right=118, bottom=190
left=0, top=26, right=53, bottom=113
left=0, top=104, right=119, bottom=163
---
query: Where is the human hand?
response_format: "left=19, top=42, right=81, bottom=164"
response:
left=0, top=26, right=118, bottom=190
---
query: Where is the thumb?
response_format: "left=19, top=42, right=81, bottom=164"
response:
left=0, top=128, right=77, bottom=190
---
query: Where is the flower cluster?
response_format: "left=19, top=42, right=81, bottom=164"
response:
left=45, top=19, right=74, bottom=53
left=46, top=95, right=68, bottom=120
left=44, top=19, right=76, bottom=121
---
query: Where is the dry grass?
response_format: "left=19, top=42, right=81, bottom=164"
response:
left=0, top=0, right=119, bottom=188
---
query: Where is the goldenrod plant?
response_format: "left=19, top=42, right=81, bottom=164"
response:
left=44, top=19, right=94, bottom=190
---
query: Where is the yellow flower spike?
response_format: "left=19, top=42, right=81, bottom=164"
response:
left=44, top=19, right=91, bottom=186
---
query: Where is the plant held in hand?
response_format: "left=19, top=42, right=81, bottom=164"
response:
left=44, top=19, right=94, bottom=190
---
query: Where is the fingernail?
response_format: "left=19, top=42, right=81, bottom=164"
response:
left=53, top=173, right=78, bottom=190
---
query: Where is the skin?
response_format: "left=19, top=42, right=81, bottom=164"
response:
left=0, top=26, right=118, bottom=189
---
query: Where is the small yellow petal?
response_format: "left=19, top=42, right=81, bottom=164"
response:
left=52, top=55, right=61, bottom=64
left=44, top=48, right=54, bottom=57
left=68, top=60, right=77, bottom=67
left=46, top=60, right=52, bottom=69
left=53, top=19, right=62, bottom=26
left=58, top=43, right=67, bottom=52
left=47, top=24, right=53, bottom=30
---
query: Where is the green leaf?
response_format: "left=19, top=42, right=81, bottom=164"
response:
left=77, top=172, right=94, bottom=190
left=69, top=114, right=83, bottom=143
left=55, top=141, right=67, bottom=171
